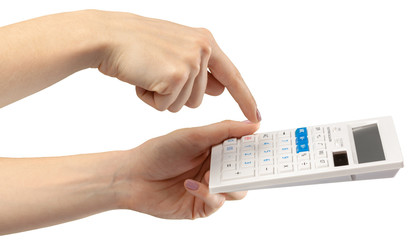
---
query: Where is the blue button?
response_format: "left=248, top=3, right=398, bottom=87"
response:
left=296, top=142, right=309, bottom=153
left=296, top=135, right=308, bottom=144
left=295, top=127, right=308, bottom=137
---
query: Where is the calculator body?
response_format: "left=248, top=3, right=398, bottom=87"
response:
left=209, top=116, right=403, bottom=193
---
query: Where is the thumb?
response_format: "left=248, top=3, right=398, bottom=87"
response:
left=185, top=120, right=260, bottom=151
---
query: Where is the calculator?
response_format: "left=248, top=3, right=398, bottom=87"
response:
left=209, top=116, right=403, bottom=193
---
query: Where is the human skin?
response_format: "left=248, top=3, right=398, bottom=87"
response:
left=0, top=10, right=260, bottom=121
left=0, top=10, right=261, bottom=234
left=0, top=120, right=259, bottom=235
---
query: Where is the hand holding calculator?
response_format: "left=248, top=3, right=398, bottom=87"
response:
left=209, top=116, right=403, bottom=193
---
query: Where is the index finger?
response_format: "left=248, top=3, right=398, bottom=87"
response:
left=208, top=42, right=260, bottom=123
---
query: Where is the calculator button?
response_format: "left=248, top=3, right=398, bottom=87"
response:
left=334, top=138, right=344, bottom=148
left=295, top=127, right=308, bottom=137
left=222, top=169, right=255, bottom=180
left=259, top=156, right=274, bottom=165
left=259, top=166, right=274, bottom=175
left=316, top=158, right=329, bottom=168
left=298, top=160, right=311, bottom=171
left=315, top=149, right=327, bottom=159
left=223, top=145, right=236, bottom=153
left=259, top=133, right=273, bottom=140
left=224, top=145, right=236, bottom=153
left=241, top=159, right=255, bottom=168
left=297, top=152, right=310, bottom=161
left=222, top=161, right=236, bottom=171
left=278, top=137, right=291, bottom=146
left=313, top=133, right=324, bottom=142
left=332, top=126, right=342, bottom=133
left=278, top=145, right=292, bottom=154
left=223, top=138, right=237, bottom=146
left=278, top=154, right=293, bottom=163
left=296, top=135, right=308, bottom=144
left=223, top=154, right=236, bottom=162
left=314, top=141, right=326, bottom=149
left=278, top=130, right=290, bottom=138
left=296, top=142, right=309, bottom=153
left=242, top=143, right=255, bottom=151
left=259, top=140, right=274, bottom=149
left=312, top=126, right=324, bottom=134
left=242, top=135, right=255, bottom=143
left=278, top=163, right=294, bottom=173
left=241, top=151, right=255, bottom=158
left=259, top=148, right=274, bottom=156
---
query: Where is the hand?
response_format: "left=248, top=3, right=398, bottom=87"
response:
left=97, top=11, right=260, bottom=122
left=118, top=120, right=259, bottom=219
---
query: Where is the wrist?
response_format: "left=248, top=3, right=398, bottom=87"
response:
left=108, top=148, right=142, bottom=210
left=61, top=10, right=111, bottom=70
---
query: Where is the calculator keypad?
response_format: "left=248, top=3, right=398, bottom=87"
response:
left=221, top=126, right=330, bottom=181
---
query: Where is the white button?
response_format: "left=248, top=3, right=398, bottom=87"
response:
left=278, top=137, right=291, bottom=146
left=259, top=140, right=274, bottom=149
left=278, top=130, right=291, bottom=138
left=297, top=152, right=310, bottom=161
left=298, top=160, right=311, bottom=171
left=334, top=138, right=344, bottom=148
left=259, top=166, right=274, bottom=175
left=314, top=141, right=326, bottom=149
left=316, top=158, right=329, bottom=168
left=241, top=151, right=255, bottom=158
left=223, top=154, right=236, bottom=162
left=259, top=156, right=274, bottom=165
left=259, top=148, right=274, bottom=156
left=259, top=133, right=273, bottom=140
left=223, top=145, right=236, bottom=153
left=222, top=161, right=236, bottom=171
left=222, top=169, right=255, bottom=180
left=278, top=154, right=293, bottom=163
left=241, top=159, right=255, bottom=168
left=278, top=163, right=294, bottom=173
left=315, top=149, right=327, bottom=159
left=242, top=135, right=255, bottom=143
left=312, top=126, right=324, bottom=134
left=223, top=138, right=237, bottom=146
left=313, top=133, right=324, bottom=142
left=242, top=143, right=255, bottom=151
left=278, top=145, right=292, bottom=154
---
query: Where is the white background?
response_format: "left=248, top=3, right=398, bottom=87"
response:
left=1, top=0, right=411, bottom=239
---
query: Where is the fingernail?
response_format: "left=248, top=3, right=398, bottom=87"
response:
left=256, top=108, right=262, bottom=122
left=185, top=180, right=199, bottom=191
left=242, top=120, right=253, bottom=124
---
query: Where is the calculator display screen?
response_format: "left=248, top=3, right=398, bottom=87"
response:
left=352, top=124, right=385, bottom=164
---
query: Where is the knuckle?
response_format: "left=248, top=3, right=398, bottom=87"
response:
left=221, top=120, right=233, bottom=126
left=197, top=27, right=213, bottom=39
left=152, top=81, right=170, bottom=95
left=196, top=28, right=213, bottom=55
left=226, top=71, right=243, bottom=89
left=169, top=66, right=188, bottom=85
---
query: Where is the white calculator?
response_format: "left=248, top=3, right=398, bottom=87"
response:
left=209, top=116, right=403, bottom=193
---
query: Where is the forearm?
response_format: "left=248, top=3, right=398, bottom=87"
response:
left=0, top=150, right=129, bottom=235
left=0, top=10, right=107, bottom=107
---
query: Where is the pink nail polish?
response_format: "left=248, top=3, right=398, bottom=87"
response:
left=185, top=180, right=199, bottom=191
left=242, top=120, right=253, bottom=124
left=256, top=108, right=262, bottom=122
